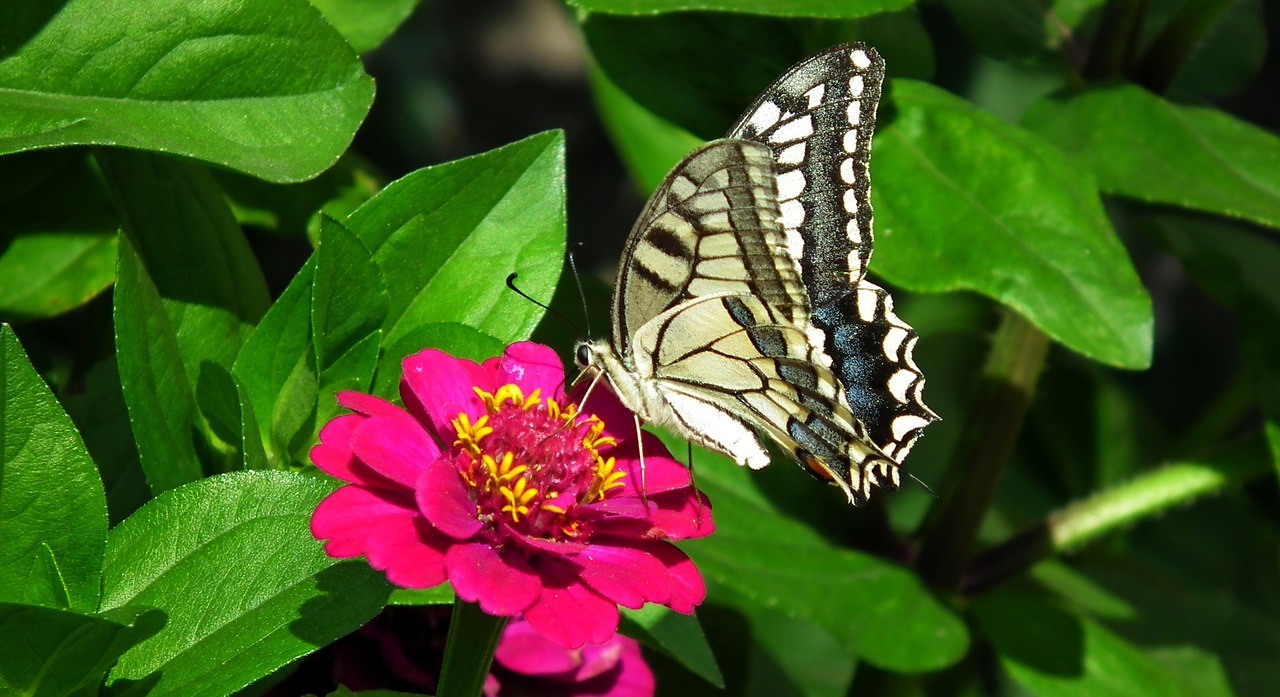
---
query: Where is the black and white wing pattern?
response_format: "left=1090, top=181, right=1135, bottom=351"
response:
left=576, top=43, right=936, bottom=504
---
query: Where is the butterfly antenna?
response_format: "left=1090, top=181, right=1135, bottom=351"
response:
left=687, top=441, right=708, bottom=530
left=907, top=470, right=939, bottom=500
left=504, top=273, right=583, bottom=334
left=567, top=248, right=592, bottom=337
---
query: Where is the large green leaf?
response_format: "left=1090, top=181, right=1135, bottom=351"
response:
left=0, top=150, right=118, bottom=320
left=974, top=591, right=1207, bottom=697
left=0, top=326, right=107, bottom=613
left=0, top=0, right=374, bottom=182
left=679, top=444, right=968, bottom=672
left=873, top=79, right=1153, bottom=369
left=101, top=470, right=391, bottom=697
left=344, top=131, right=566, bottom=349
left=0, top=602, right=152, bottom=697
left=569, top=0, right=912, bottom=17
left=1024, top=85, right=1280, bottom=231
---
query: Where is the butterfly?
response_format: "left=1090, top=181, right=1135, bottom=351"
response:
left=575, top=43, right=937, bottom=504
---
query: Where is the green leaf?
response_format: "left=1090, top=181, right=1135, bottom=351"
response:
left=0, top=602, right=153, bottom=697
left=0, top=150, right=118, bottom=320
left=344, top=131, right=566, bottom=348
left=313, top=215, right=386, bottom=399
left=1142, top=0, right=1268, bottom=99
left=0, top=325, right=108, bottom=613
left=873, top=79, right=1153, bottom=369
left=1024, top=85, right=1280, bottom=231
left=217, top=154, right=381, bottom=240
left=372, top=323, right=506, bottom=401
left=309, top=0, right=419, bottom=54
left=112, top=234, right=206, bottom=493
left=680, top=444, right=968, bottom=672
left=568, top=0, right=912, bottom=18
left=622, top=605, right=723, bottom=688
left=589, top=62, right=704, bottom=194
left=388, top=585, right=455, bottom=606
left=0, top=0, right=374, bottom=182
left=973, top=591, right=1205, bottom=697
left=233, top=259, right=318, bottom=468
left=101, top=470, right=391, bottom=697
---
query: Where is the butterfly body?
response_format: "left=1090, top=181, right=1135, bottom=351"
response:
left=577, top=44, right=936, bottom=504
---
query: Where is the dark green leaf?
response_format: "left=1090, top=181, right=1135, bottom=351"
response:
left=1024, top=85, right=1280, bottom=231
left=112, top=234, right=206, bottom=493
left=0, top=326, right=107, bottom=613
left=1144, top=0, right=1267, bottom=99
left=0, top=150, right=118, bottom=320
left=874, top=79, right=1153, bottom=369
left=937, top=0, right=1103, bottom=61
left=622, top=605, right=723, bottom=688
left=569, top=0, right=911, bottom=18
left=0, top=602, right=152, bottom=697
left=61, top=356, right=148, bottom=526
left=975, top=591, right=1197, bottom=696
left=217, top=154, right=381, bottom=240
left=584, top=13, right=805, bottom=140
left=309, top=0, right=419, bottom=54
left=102, top=470, right=391, bottom=697
left=344, top=131, right=566, bottom=349
left=0, top=0, right=374, bottom=182
left=679, top=443, right=968, bottom=672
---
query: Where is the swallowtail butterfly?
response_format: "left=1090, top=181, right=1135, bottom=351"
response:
left=576, top=44, right=937, bottom=504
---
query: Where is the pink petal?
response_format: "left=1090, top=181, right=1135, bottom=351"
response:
left=636, top=541, right=705, bottom=614
left=311, top=485, right=417, bottom=557
left=310, top=414, right=363, bottom=482
left=336, top=391, right=405, bottom=418
left=574, top=544, right=674, bottom=610
left=611, top=438, right=690, bottom=496
left=605, top=638, right=657, bottom=697
left=416, top=457, right=485, bottom=539
left=349, top=410, right=441, bottom=489
left=523, top=567, right=621, bottom=649
left=571, top=381, right=634, bottom=439
left=364, top=515, right=452, bottom=589
left=445, top=542, right=541, bottom=616
left=494, top=619, right=584, bottom=675
left=401, top=348, right=489, bottom=437
left=494, top=342, right=568, bottom=398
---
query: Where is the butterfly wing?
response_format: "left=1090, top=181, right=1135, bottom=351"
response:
left=605, top=139, right=898, bottom=503
left=728, top=43, right=938, bottom=462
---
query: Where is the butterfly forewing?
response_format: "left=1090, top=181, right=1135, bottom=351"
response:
left=729, top=43, right=938, bottom=463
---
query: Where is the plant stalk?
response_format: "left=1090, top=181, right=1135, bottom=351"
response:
left=436, top=598, right=508, bottom=697
left=963, top=435, right=1271, bottom=595
left=915, top=310, right=1050, bottom=594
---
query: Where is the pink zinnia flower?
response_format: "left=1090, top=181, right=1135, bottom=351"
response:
left=486, top=617, right=654, bottom=697
left=311, top=342, right=712, bottom=648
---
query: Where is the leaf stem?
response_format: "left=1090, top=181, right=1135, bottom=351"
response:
left=436, top=598, right=507, bottom=697
left=963, top=435, right=1271, bottom=595
left=915, top=310, right=1050, bottom=593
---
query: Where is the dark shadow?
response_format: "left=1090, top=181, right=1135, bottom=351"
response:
left=288, top=561, right=393, bottom=648
left=0, top=1, right=69, bottom=61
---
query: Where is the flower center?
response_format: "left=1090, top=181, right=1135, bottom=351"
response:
left=450, top=384, right=626, bottom=540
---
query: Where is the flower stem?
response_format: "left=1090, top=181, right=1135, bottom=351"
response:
left=436, top=598, right=507, bottom=697
left=915, top=310, right=1050, bottom=594
left=963, top=434, right=1271, bottom=595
